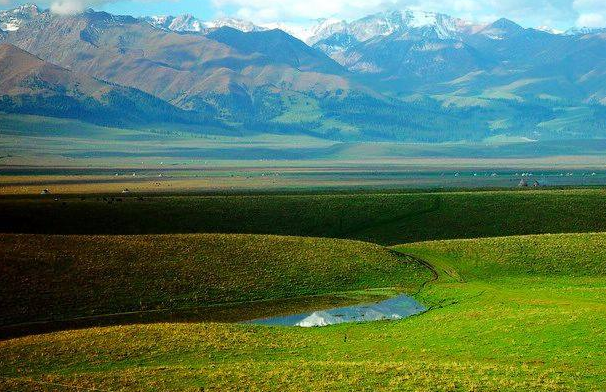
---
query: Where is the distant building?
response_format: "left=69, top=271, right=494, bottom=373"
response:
left=518, top=179, right=528, bottom=187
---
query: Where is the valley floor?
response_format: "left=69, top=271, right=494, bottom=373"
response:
left=4, top=166, right=606, bottom=196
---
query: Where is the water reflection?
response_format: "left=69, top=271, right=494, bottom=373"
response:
left=247, top=294, right=425, bottom=327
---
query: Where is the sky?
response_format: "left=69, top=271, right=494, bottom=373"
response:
left=1, top=0, right=605, bottom=30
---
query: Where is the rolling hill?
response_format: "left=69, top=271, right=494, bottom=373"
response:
left=4, top=204, right=606, bottom=390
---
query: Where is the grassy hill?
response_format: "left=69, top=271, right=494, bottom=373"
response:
left=4, top=189, right=606, bottom=244
left=4, top=232, right=606, bottom=390
left=399, top=232, right=606, bottom=280
left=0, top=233, right=428, bottom=327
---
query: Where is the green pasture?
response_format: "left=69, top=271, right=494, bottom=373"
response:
left=3, top=232, right=606, bottom=390
left=2, top=190, right=606, bottom=390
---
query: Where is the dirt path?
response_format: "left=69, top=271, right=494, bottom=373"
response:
left=389, top=249, right=439, bottom=297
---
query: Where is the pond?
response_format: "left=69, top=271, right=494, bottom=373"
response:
left=246, top=294, right=426, bottom=327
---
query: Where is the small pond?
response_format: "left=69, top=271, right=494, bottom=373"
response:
left=246, top=294, right=426, bottom=327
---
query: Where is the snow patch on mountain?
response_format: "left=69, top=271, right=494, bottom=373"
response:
left=565, top=26, right=606, bottom=36
left=204, top=17, right=265, bottom=32
left=536, top=26, right=563, bottom=34
left=144, top=14, right=206, bottom=32
left=0, top=3, right=39, bottom=32
left=306, top=9, right=485, bottom=46
left=261, top=22, right=314, bottom=41
left=144, top=14, right=266, bottom=34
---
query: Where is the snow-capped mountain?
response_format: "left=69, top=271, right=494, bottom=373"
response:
left=205, top=17, right=265, bottom=32
left=144, top=14, right=266, bottom=34
left=191, top=9, right=487, bottom=47
left=351, top=10, right=480, bottom=41
left=0, top=3, right=39, bottom=32
left=144, top=14, right=206, bottom=33
left=303, top=10, right=484, bottom=46
left=301, top=18, right=349, bottom=44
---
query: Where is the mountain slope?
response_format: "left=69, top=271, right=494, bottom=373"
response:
left=312, top=12, right=606, bottom=106
left=0, top=43, right=216, bottom=126
left=206, top=27, right=344, bottom=75
left=331, top=36, right=494, bottom=87
left=3, top=9, right=356, bottom=121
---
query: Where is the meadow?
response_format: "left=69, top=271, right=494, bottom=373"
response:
left=3, top=232, right=606, bottom=390
left=2, top=189, right=606, bottom=390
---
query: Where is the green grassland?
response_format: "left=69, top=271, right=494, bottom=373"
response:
left=400, top=232, right=606, bottom=279
left=4, top=190, right=606, bottom=390
left=4, top=232, right=606, bottom=390
left=4, top=189, right=606, bottom=245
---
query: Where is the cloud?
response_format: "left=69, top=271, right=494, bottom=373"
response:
left=576, top=12, right=605, bottom=27
left=2, top=0, right=598, bottom=29
left=210, top=0, right=578, bottom=28
left=572, top=0, right=606, bottom=27
left=49, top=0, right=119, bottom=14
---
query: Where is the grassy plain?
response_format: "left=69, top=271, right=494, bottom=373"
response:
left=6, top=113, right=606, bottom=169
left=5, top=166, right=606, bottom=195
left=4, top=189, right=606, bottom=244
left=3, top=233, right=606, bottom=390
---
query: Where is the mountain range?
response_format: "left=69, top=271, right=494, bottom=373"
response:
left=1, top=4, right=606, bottom=142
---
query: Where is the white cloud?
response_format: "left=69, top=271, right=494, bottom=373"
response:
left=211, top=0, right=387, bottom=22
left=209, top=0, right=577, bottom=29
left=49, top=0, right=119, bottom=14
left=576, top=12, right=605, bottom=27
left=573, top=0, right=606, bottom=26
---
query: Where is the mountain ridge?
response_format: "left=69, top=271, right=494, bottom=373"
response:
left=0, top=4, right=605, bottom=142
